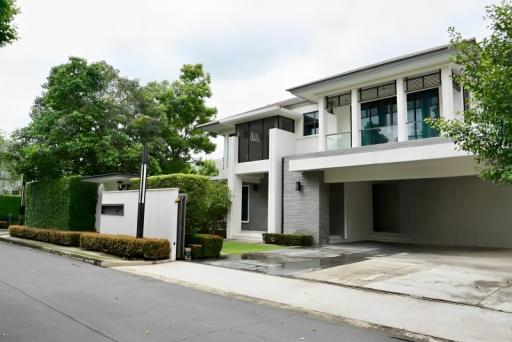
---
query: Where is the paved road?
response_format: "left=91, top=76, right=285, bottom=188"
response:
left=0, top=243, right=395, bottom=342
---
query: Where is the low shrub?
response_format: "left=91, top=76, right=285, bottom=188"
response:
left=80, top=233, right=170, bottom=260
left=0, top=221, right=8, bottom=229
left=8, top=225, right=87, bottom=246
left=262, top=233, right=314, bottom=247
left=189, top=234, right=223, bottom=258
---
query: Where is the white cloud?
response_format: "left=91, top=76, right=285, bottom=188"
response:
left=0, top=0, right=493, bottom=159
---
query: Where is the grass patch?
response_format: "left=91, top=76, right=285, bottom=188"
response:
left=221, top=240, right=286, bottom=255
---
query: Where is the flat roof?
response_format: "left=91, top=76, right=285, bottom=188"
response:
left=286, top=41, right=473, bottom=93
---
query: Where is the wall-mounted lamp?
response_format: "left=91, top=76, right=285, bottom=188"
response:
left=295, top=181, right=302, bottom=191
left=252, top=184, right=258, bottom=192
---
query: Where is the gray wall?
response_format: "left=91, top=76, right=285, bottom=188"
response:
left=283, top=159, right=329, bottom=244
left=396, top=176, right=512, bottom=248
left=242, top=175, right=268, bottom=231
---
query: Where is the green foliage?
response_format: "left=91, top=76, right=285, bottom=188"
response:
left=8, top=225, right=88, bottom=246
left=10, top=59, right=217, bottom=182
left=80, top=233, right=170, bottom=260
left=262, top=233, right=314, bottom=247
left=191, top=159, right=219, bottom=176
left=25, top=176, right=97, bottom=231
left=429, top=1, right=512, bottom=185
left=189, top=234, right=224, bottom=258
left=132, top=174, right=231, bottom=234
left=0, top=0, right=19, bottom=47
left=0, top=194, right=19, bottom=221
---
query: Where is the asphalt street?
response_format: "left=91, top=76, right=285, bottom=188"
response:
left=0, top=242, right=396, bottom=342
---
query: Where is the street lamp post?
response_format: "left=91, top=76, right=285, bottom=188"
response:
left=136, top=144, right=148, bottom=238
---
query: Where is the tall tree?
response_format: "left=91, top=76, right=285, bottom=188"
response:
left=10, top=58, right=218, bottom=181
left=431, top=1, right=512, bottom=184
left=133, top=64, right=217, bottom=174
left=10, top=57, right=143, bottom=181
left=0, top=0, right=19, bottom=47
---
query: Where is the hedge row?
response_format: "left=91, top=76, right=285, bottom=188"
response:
left=25, top=176, right=98, bottom=231
left=188, top=234, right=224, bottom=259
left=262, top=233, right=314, bottom=247
left=80, top=233, right=170, bottom=260
left=131, top=174, right=231, bottom=235
left=0, top=195, right=20, bottom=222
left=8, top=225, right=88, bottom=246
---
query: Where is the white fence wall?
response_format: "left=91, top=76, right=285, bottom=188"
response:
left=99, top=188, right=179, bottom=260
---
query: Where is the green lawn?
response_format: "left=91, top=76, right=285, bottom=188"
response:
left=221, top=241, right=286, bottom=255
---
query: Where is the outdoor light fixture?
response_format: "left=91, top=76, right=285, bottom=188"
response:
left=295, top=181, right=302, bottom=191
left=253, top=184, right=258, bottom=192
left=136, top=144, right=148, bottom=238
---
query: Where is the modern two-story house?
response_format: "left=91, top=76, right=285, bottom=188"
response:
left=200, top=43, right=512, bottom=248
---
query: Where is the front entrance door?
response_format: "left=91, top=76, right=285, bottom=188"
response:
left=329, top=183, right=345, bottom=241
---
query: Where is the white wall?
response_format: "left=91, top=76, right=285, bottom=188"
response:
left=99, top=188, right=179, bottom=260
left=268, top=129, right=296, bottom=233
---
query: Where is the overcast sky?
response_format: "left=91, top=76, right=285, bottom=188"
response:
left=0, top=0, right=493, bottom=157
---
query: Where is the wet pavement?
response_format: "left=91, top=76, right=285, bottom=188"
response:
left=200, top=242, right=410, bottom=276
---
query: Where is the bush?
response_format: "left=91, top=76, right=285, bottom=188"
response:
left=132, top=174, right=231, bottom=235
left=8, top=225, right=88, bottom=246
left=0, top=195, right=20, bottom=222
left=80, top=233, right=170, bottom=260
left=262, top=233, right=314, bottom=247
left=187, top=244, right=203, bottom=259
left=189, top=234, right=224, bottom=258
left=25, top=176, right=98, bottom=231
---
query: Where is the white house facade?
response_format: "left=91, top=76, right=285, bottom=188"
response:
left=199, top=43, right=512, bottom=248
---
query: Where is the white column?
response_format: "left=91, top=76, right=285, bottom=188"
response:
left=226, top=136, right=242, bottom=239
left=351, top=89, right=361, bottom=147
left=223, top=134, right=229, bottom=169
left=318, top=97, right=327, bottom=151
left=396, top=77, right=408, bottom=142
left=441, top=66, right=455, bottom=120
left=268, top=129, right=296, bottom=234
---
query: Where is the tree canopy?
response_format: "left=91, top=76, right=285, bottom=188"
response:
left=0, top=0, right=19, bottom=47
left=431, top=0, right=512, bottom=185
left=10, top=58, right=217, bottom=181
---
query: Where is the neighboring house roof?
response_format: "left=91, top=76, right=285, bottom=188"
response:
left=198, top=97, right=310, bottom=134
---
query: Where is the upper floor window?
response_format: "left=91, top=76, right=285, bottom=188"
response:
left=237, top=116, right=295, bottom=163
left=405, top=71, right=441, bottom=93
left=407, top=88, right=440, bottom=140
left=303, top=111, right=319, bottom=136
left=360, top=97, right=398, bottom=146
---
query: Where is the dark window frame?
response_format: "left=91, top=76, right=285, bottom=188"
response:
left=303, top=111, right=319, bottom=136
left=241, top=185, right=249, bottom=223
left=406, top=88, right=440, bottom=140
left=101, top=204, right=124, bottom=216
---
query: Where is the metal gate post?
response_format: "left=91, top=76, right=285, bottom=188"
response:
left=176, top=193, right=187, bottom=259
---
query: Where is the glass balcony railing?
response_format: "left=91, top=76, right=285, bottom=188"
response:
left=361, top=125, right=398, bottom=146
left=326, top=132, right=352, bottom=151
left=407, top=121, right=439, bottom=140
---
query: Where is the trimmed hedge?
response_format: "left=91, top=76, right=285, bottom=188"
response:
left=26, top=176, right=98, bottom=231
left=188, top=234, right=224, bottom=259
left=8, top=225, right=89, bottom=246
left=0, top=195, right=20, bottom=222
left=132, top=174, right=231, bottom=235
left=262, top=233, right=314, bottom=247
left=80, top=233, right=170, bottom=260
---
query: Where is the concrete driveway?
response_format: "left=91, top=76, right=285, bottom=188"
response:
left=205, top=241, right=512, bottom=313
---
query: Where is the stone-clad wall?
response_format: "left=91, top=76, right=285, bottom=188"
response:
left=282, top=159, right=329, bottom=244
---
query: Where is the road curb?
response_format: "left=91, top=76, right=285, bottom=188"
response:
left=0, top=235, right=170, bottom=267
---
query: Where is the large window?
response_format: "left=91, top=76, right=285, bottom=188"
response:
left=303, top=111, right=319, bottom=136
left=407, top=88, right=440, bottom=140
left=237, top=116, right=295, bottom=163
left=360, top=97, right=398, bottom=146
left=241, top=185, right=249, bottom=223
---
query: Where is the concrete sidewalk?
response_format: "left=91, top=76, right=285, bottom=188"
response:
left=115, top=261, right=512, bottom=342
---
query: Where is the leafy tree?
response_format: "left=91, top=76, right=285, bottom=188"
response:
left=430, top=1, right=512, bottom=184
left=10, top=57, right=143, bottom=181
left=134, top=64, right=217, bottom=174
left=10, top=58, right=218, bottom=181
left=192, top=159, right=219, bottom=176
left=0, top=0, right=19, bottom=47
